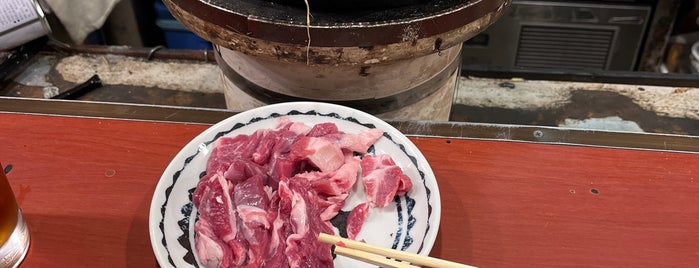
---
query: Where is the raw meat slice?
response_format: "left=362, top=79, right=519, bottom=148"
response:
left=251, top=130, right=277, bottom=164
left=272, top=127, right=305, bottom=155
left=346, top=202, right=369, bottom=240
left=223, top=159, right=268, bottom=184
left=193, top=119, right=403, bottom=268
left=192, top=173, right=213, bottom=208
left=327, top=156, right=360, bottom=193
left=207, top=130, right=273, bottom=173
left=315, top=193, right=349, bottom=222
left=361, top=154, right=412, bottom=207
left=318, top=195, right=346, bottom=221
left=316, top=128, right=384, bottom=154
left=280, top=177, right=334, bottom=268
left=338, top=128, right=384, bottom=153
left=234, top=175, right=271, bottom=266
left=193, top=172, right=248, bottom=265
left=194, top=218, right=234, bottom=268
left=308, top=156, right=360, bottom=196
left=290, top=136, right=344, bottom=172
left=293, top=170, right=329, bottom=183
left=264, top=192, right=292, bottom=267
left=294, top=155, right=360, bottom=221
left=307, top=122, right=340, bottom=137
left=396, top=170, right=413, bottom=196
left=206, top=135, right=251, bottom=173
left=276, top=117, right=311, bottom=136
left=193, top=172, right=237, bottom=241
left=237, top=204, right=270, bottom=267
left=268, top=154, right=300, bottom=189
left=268, top=129, right=306, bottom=189
left=237, top=205, right=269, bottom=229
left=233, top=175, right=270, bottom=210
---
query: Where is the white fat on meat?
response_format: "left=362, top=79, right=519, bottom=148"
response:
left=338, top=128, right=384, bottom=153
left=267, top=211, right=286, bottom=256
left=236, top=205, right=270, bottom=229
left=296, top=156, right=360, bottom=197
left=217, top=175, right=238, bottom=242
left=318, top=193, right=348, bottom=221
left=289, top=190, right=309, bottom=236
left=276, top=117, right=311, bottom=135
left=291, top=136, right=345, bottom=172
left=263, top=185, right=274, bottom=199
left=328, top=156, right=360, bottom=191
left=193, top=219, right=228, bottom=268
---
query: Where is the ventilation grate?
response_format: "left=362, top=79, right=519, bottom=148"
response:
left=515, top=26, right=614, bottom=70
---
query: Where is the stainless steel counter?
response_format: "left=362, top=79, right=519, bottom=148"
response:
left=2, top=97, right=697, bottom=154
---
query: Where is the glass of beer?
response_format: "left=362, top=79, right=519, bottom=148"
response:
left=0, top=163, right=29, bottom=267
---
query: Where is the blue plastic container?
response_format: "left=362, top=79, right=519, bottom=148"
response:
left=154, top=1, right=212, bottom=50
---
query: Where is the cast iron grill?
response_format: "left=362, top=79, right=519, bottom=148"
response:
left=515, top=25, right=614, bottom=70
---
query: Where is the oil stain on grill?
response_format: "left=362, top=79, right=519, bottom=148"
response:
left=434, top=38, right=443, bottom=51
left=359, top=66, right=371, bottom=77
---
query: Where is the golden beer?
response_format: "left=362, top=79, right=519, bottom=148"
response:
left=0, top=163, right=29, bottom=267
left=0, top=166, right=19, bottom=245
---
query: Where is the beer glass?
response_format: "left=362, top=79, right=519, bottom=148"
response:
left=0, top=164, right=29, bottom=268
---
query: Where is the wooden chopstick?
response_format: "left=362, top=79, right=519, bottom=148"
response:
left=333, top=245, right=420, bottom=268
left=318, top=233, right=478, bottom=268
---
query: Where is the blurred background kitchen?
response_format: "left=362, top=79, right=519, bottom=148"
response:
left=1, top=0, right=698, bottom=134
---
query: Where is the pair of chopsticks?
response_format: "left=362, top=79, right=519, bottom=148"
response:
left=318, top=233, right=477, bottom=268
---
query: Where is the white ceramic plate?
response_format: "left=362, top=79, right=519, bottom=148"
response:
left=149, top=102, right=441, bottom=267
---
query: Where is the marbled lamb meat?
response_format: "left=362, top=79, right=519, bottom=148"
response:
left=192, top=118, right=412, bottom=267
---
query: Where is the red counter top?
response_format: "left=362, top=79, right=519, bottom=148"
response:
left=2, top=112, right=698, bottom=267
